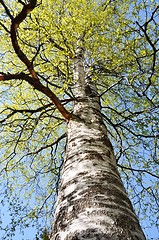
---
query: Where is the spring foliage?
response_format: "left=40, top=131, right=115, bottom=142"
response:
left=0, top=0, right=158, bottom=239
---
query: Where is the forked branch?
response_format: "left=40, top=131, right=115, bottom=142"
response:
left=0, top=0, right=72, bottom=120
left=0, top=72, right=72, bottom=120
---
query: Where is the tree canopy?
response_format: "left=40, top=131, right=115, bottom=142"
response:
left=0, top=0, right=158, bottom=239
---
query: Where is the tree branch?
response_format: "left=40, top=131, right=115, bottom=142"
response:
left=10, top=0, right=38, bottom=79
left=136, top=6, right=159, bottom=93
left=117, top=163, right=159, bottom=179
left=0, top=72, right=72, bottom=120
left=0, top=103, right=54, bottom=124
left=0, top=0, right=13, bottom=20
left=0, top=0, right=72, bottom=120
left=0, top=22, right=10, bottom=33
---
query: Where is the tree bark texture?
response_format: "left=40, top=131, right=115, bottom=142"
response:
left=51, top=49, right=146, bottom=240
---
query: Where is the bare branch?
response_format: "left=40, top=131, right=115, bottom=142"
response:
left=117, top=163, right=159, bottom=179
left=0, top=0, right=13, bottom=20
left=136, top=6, right=158, bottom=93
left=0, top=22, right=10, bottom=33
left=0, top=103, right=54, bottom=124
left=49, top=38, right=66, bottom=52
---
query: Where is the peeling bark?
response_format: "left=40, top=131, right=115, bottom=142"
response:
left=51, top=47, right=146, bottom=240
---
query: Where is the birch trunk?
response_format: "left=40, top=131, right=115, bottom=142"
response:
left=51, top=47, right=146, bottom=240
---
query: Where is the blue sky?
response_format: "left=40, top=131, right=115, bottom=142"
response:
left=0, top=179, right=158, bottom=240
left=0, top=0, right=159, bottom=239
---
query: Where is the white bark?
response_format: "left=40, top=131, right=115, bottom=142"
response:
left=51, top=48, right=146, bottom=240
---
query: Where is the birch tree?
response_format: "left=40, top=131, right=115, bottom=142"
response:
left=0, top=0, right=158, bottom=239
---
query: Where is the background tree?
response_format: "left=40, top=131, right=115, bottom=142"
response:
left=0, top=0, right=158, bottom=239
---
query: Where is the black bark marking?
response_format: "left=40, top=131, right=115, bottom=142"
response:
left=84, top=85, right=97, bottom=97
left=65, top=227, right=142, bottom=240
left=55, top=168, right=137, bottom=234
